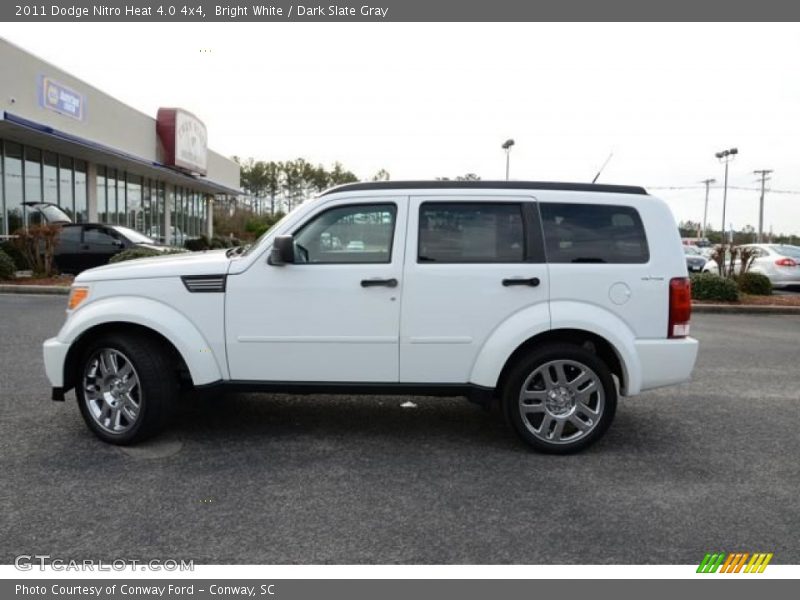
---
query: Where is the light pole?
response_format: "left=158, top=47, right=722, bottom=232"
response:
left=501, top=139, right=515, bottom=180
left=700, top=178, right=715, bottom=239
left=715, top=148, right=738, bottom=246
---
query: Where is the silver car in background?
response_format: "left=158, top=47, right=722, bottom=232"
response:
left=705, top=243, right=800, bottom=288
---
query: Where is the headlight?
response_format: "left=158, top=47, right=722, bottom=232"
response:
left=67, top=286, right=90, bottom=311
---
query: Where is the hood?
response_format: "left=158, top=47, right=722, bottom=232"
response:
left=76, top=249, right=232, bottom=283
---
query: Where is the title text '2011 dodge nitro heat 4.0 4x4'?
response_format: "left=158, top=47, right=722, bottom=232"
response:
left=43, top=181, right=698, bottom=453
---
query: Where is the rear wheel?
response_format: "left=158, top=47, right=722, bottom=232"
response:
left=76, top=334, right=177, bottom=445
left=503, top=344, right=617, bottom=453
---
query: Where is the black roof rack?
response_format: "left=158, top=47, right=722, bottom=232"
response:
left=320, top=180, right=648, bottom=196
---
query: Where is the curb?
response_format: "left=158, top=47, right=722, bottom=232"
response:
left=693, top=303, right=800, bottom=315
left=0, top=284, right=70, bottom=295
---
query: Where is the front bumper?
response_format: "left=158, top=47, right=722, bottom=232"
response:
left=43, top=336, right=70, bottom=389
left=635, top=337, right=699, bottom=392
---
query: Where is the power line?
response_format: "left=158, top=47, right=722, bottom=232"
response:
left=648, top=185, right=800, bottom=194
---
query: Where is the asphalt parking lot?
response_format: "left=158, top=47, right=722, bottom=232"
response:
left=1, top=294, right=798, bottom=564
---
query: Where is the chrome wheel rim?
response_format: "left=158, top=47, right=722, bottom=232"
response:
left=518, top=359, right=605, bottom=445
left=83, top=348, right=142, bottom=434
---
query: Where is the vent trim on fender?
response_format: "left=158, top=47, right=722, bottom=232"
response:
left=181, top=275, right=227, bottom=293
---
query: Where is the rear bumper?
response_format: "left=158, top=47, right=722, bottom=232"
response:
left=43, top=336, right=70, bottom=389
left=635, top=337, right=699, bottom=392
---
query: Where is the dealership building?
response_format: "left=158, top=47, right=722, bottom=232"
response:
left=0, top=38, right=240, bottom=243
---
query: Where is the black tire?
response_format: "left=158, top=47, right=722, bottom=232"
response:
left=503, top=343, right=617, bottom=454
left=75, top=333, right=178, bottom=445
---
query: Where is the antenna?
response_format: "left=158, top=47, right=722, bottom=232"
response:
left=592, top=152, right=614, bottom=184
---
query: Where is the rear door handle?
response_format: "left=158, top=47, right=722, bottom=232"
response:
left=502, top=277, right=540, bottom=287
left=361, top=278, right=398, bottom=288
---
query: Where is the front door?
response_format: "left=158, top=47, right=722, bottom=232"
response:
left=225, top=197, right=407, bottom=382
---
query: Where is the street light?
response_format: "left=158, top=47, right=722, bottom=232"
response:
left=715, top=147, right=738, bottom=245
left=501, top=139, right=515, bottom=180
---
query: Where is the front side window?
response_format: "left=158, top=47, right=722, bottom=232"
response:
left=540, top=203, right=649, bottom=264
left=83, top=227, right=119, bottom=246
left=293, top=204, right=397, bottom=264
left=418, top=202, right=525, bottom=263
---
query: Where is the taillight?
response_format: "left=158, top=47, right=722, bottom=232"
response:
left=668, top=277, right=691, bottom=338
left=775, top=258, right=797, bottom=267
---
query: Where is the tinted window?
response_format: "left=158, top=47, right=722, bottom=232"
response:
left=59, top=227, right=82, bottom=243
left=293, top=204, right=396, bottom=264
left=540, top=203, right=649, bottom=264
left=83, top=228, right=119, bottom=245
left=418, top=203, right=525, bottom=263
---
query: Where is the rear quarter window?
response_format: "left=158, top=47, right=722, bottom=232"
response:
left=540, top=203, right=649, bottom=264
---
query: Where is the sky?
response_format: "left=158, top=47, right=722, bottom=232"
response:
left=2, top=22, right=800, bottom=236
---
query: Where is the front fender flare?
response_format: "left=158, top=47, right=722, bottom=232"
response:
left=58, top=296, right=224, bottom=386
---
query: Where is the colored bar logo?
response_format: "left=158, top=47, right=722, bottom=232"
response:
left=697, top=552, right=773, bottom=573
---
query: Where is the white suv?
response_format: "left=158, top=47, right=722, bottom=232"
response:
left=43, top=181, right=698, bottom=453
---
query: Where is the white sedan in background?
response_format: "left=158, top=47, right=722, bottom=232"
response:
left=703, top=243, right=800, bottom=288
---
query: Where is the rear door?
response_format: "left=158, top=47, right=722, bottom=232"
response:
left=400, top=196, right=549, bottom=383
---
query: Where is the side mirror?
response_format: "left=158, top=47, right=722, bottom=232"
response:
left=269, top=235, right=295, bottom=266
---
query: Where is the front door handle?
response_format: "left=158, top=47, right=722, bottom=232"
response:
left=502, top=277, right=540, bottom=287
left=361, top=278, right=398, bottom=288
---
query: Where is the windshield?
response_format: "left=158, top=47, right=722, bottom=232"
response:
left=112, top=226, right=158, bottom=245
left=771, top=245, right=800, bottom=259
left=684, top=246, right=701, bottom=255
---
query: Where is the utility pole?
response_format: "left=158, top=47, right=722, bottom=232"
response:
left=753, top=169, right=773, bottom=243
left=700, top=178, right=716, bottom=239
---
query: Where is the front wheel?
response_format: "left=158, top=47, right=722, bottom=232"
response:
left=503, top=344, right=617, bottom=454
left=75, top=334, right=177, bottom=445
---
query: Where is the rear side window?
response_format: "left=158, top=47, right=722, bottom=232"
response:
left=540, top=203, right=649, bottom=264
left=418, top=203, right=525, bottom=263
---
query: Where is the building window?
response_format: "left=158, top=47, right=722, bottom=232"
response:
left=58, top=155, right=74, bottom=220
left=25, top=147, right=43, bottom=205
left=127, top=174, right=141, bottom=230
left=43, top=152, right=58, bottom=205
left=4, top=141, right=24, bottom=233
left=155, top=181, right=165, bottom=243
left=74, top=160, right=87, bottom=223
left=97, top=166, right=107, bottom=223
left=0, top=140, right=4, bottom=235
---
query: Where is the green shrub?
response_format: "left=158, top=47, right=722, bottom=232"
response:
left=108, top=247, right=186, bottom=264
left=0, top=249, right=16, bottom=280
left=736, top=272, right=772, bottom=295
left=184, top=235, right=211, bottom=251
left=690, top=273, right=739, bottom=302
left=0, top=241, right=29, bottom=270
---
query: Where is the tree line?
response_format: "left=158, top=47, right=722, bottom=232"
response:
left=232, top=157, right=392, bottom=214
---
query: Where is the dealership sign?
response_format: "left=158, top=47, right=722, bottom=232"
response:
left=38, top=76, right=85, bottom=121
left=156, top=108, right=208, bottom=175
